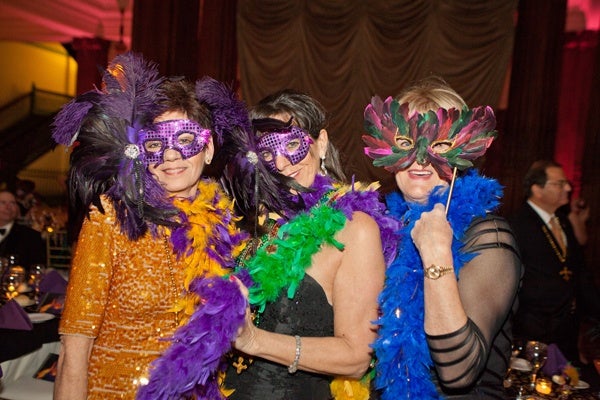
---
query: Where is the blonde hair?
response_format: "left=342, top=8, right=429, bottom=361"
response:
left=397, top=76, right=467, bottom=114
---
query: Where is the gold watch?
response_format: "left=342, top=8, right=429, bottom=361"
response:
left=424, top=264, right=453, bottom=280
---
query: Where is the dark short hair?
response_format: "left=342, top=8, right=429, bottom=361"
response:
left=158, top=78, right=212, bottom=128
left=249, top=89, right=347, bottom=183
left=523, top=160, right=561, bottom=198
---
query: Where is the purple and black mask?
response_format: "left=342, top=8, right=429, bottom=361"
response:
left=256, top=126, right=313, bottom=173
left=138, top=119, right=211, bottom=167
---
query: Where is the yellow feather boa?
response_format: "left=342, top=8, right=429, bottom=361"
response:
left=169, top=180, right=246, bottom=324
left=331, top=376, right=372, bottom=400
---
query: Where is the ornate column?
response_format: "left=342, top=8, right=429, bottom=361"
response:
left=71, top=37, right=111, bottom=94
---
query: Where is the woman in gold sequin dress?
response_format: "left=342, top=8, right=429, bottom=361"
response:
left=52, top=53, right=247, bottom=400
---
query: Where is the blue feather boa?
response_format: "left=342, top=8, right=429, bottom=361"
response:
left=373, top=169, right=502, bottom=399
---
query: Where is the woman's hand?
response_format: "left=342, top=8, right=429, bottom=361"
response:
left=411, top=203, right=453, bottom=262
left=568, top=198, right=589, bottom=245
left=230, top=276, right=258, bottom=355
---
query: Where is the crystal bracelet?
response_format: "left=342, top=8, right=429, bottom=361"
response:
left=288, top=335, right=301, bottom=374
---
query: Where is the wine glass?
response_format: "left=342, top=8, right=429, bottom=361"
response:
left=2, top=265, right=26, bottom=301
left=505, top=338, right=526, bottom=391
left=512, top=337, right=525, bottom=359
left=29, top=264, right=46, bottom=305
left=524, top=341, right=548, bottom=389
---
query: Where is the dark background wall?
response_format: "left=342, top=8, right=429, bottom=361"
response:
left=130, top=0, right=599, bottom=276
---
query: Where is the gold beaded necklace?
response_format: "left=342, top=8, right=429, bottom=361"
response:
left=541, top=225, right=573, bottom=281
left=541, top=225, right=566, bottom=263
left=163, top=236, right=180, bottom=326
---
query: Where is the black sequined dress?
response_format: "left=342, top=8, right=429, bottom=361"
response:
left=225, top=274, right=334, bottom=400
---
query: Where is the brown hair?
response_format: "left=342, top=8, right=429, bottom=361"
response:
left=158, top=78, right=212, bottom=127
left=250, top=89, right=347, bottom=182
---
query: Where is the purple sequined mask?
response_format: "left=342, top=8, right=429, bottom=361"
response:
left=256, top=126, right=313, bottom=172
left=138, top=119, right=211, bottom=167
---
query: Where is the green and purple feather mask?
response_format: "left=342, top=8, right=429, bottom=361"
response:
left=362, top=96, right=497, bottom=181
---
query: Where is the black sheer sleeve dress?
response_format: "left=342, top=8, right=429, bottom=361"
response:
left=428, top=215, right=522, bottom=399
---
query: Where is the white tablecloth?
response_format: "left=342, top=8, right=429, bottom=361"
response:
left=0, top=341, right=60, bottom=400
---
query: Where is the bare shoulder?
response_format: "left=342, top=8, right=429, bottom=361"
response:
left=340, top=211, right=381, bottom=241
left=336, top=211, right=384, bottom=268
left=334, top=210, right=385, bottom=288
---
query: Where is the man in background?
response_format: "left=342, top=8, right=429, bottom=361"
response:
left=0, top=190, right=46, bottom=272
left=509, top=160, right=598, bottom=365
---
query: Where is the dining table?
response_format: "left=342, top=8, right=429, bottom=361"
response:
left=0, top=302, right=61, bottom=400
left=504, top=367, right=600, bottom=399
left=0, top=315, right=59, bottom=364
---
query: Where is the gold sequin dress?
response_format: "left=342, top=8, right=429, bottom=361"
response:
left=60, top=198, right=184, bottom=400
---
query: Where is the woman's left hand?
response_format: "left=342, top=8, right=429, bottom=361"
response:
left=411, top=203, right=453, bottom=261
left=230, top=275, right=258, bottom=355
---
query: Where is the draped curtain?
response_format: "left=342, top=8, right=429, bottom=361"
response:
left=555, top=31, right=598, bottom=199
left=129, top=0, right=599, bottom=296
left=237, top=0, right=517, bottom=184
left=580, top=30, right=600, bottom=279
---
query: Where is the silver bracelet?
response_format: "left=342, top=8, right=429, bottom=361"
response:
left=288, top=335, right=301, bottom=374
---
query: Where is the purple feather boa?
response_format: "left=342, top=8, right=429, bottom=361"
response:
left=136, top=276, right=246, bottom=400
left=136, top=181, right=251, bottom=400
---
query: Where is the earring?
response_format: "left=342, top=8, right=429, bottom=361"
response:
left=205, top=157, right=212, bottom=165
left=320, top=156, right=328, bottom=176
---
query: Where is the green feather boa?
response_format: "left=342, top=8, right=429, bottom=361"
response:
left=240, top=201, right=346, bottom=313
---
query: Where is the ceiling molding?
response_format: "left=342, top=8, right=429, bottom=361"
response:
left=0, top=0, right=132, bottom=47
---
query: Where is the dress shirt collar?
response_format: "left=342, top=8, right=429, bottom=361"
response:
left=527, top=200, right=554, bottom=226
left=0, top=221, right=14, bottom=242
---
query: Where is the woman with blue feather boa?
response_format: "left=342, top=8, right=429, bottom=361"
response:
left=363, top=77, right=522, bottom=399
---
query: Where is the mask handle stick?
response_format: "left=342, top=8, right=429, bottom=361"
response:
left=445, top=167, right=458, bottom=216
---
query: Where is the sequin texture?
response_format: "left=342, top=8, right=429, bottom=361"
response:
left=59, top=197, right=185, bottom=400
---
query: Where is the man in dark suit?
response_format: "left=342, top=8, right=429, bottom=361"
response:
left=508, top=160, right=592, bottom=363
left=0, top=190, right=46, bottom=272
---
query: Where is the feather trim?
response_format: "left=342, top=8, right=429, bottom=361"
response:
left=373, top=170, right=502, bottom=399
left=234, top=175, right=399, bottom=400
left=136, top=180, right=248, bottom=400
left=219, top=116, right=300, bottom=220
left=363, top=96, right=497, bottom=180
left=52, top=52, right=176, bottom=240
left=195, top=77, right=251, bottom=147
left=51, top=91, right=99, bottom=146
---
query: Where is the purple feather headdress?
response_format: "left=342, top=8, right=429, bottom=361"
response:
left=213, top=100, right=299, bottom=223
left=51, top=52, right=177, bottom=240
left=194, top=77, right=251, bottom=147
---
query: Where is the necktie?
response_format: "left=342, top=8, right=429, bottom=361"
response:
left=0, top=228, right=5, bottom=235
left=549, top=215, right=566, bottom=253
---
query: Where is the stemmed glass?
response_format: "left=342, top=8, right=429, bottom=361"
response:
left=29, top=264, right=46, bottom=305
left=2, top=265, right=26, bottom=302
left=504, top=338, right=526, bottom=389
left=511, top=338, right=524, bottom=359
left=524, top=341, right=548, bottom=390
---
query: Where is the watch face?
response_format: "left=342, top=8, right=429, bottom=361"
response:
left=426, top=266, right=441, bottom=279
